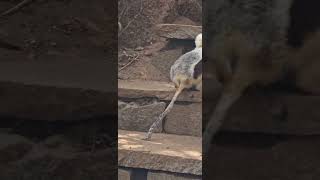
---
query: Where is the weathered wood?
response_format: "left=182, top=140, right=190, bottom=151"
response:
left=118, top=130, right=202, bottom=175
left=118, top=80, right=202, bottom=102
left=156, top=24, right=202, bottom=39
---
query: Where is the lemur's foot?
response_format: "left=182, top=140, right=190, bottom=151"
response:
left=142, top=132, right=152, bottom=141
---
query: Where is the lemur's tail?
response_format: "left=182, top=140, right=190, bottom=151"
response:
left=143, top=84, right=185, bottom=140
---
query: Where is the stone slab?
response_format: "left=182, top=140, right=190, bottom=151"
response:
left=118, top=130, right=202, bottom=175
left=118, top=168, right=132, bottom=180
left=165, top=102, right=201, bottom=137
left=156, top=24, right=202, bottom=40
left=118, top=80, right=202, bottom=102
left=118, top=101, right=166, bottom=132
left=206, top=136, right=320, bottom=180
left=0, top=82, right=116, bottom=120
left=148, top=171, right=201, bottom=180
left=0, top=60, right=116, bottom=92
left=204, top=92, right=320, bottom=135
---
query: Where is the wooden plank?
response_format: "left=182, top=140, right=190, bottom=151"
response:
left=118, top=80, right=202, bottom=102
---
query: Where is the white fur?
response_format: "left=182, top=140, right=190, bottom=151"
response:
left=195, top=33, right=202, bottom=48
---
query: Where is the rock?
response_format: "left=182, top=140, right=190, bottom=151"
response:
left=118, top=80, right=202, bottom=103
left=165, top=102, right=201, bottom=137
left=118, top=168, right=132, bottom=180
left=150, top=48, right=183, bottom=81
left=148, top=171, right=201, bottom=180
left=206, top=137, right=320, bottom=180
left=0, top=133, right=33, bottom=163
left=156, top=24, right=202, bottom=40
left=173, top=16, right=198, bottom=26
left=118, top=130, right=202, bottom=175
left=118, top=100, right=166, bottom=132
left=204, top=92, right=320, bottom=135
left=1, top=149, right=116, bottom=180
left=0, top=82, right=115, bottom=121
left=0, top=60, right=116, bottom=120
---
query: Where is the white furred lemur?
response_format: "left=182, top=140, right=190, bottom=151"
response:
left=144, top=33, right=202, bottom=140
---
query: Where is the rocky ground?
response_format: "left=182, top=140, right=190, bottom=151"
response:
left=0, top=0, right=117, bottom=179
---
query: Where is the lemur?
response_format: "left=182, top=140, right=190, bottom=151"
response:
left=203, top=0, right=320, bottom=155
left=143, top=33, right=202, bottom=140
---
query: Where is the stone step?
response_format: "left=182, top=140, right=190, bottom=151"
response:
left=118, top=100, right=202, bottom=137
left=0, top=60, right=115, bottom=92
left=118, top=80, right=202, bottom=102
left=0, top=60, right=116, bottom=120
left=118, top=130, right=202, bottom=176
left=156, top=24, right=202, bottom=40
left=119, top=79, right=320, bottom=136
left=118, top=80, right=207, bottom=137
left=204, top=92, right=320, bottom=135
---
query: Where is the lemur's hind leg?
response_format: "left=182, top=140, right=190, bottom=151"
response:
left=203, top=72, right=253, bottom=156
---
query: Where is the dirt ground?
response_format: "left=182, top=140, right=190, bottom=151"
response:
left=0, top=0, right=117, bottom=62
left=0, top=0, right=117, bottom=179
left=118, top=0, right=202, bottom=81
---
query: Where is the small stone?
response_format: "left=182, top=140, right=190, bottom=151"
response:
left=135, top=46, right=144, bottom=51
left=144, top=51, right=153, bottom=56
left=50, top=42, right=57, bottom=46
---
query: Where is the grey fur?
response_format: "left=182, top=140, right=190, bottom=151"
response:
left=204, top=0, right=293, bottom=155
left=170, top=47, right=202, bottom=83
left=144, top=34, right=202, bottom=140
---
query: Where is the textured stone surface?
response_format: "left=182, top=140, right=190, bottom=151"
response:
left=150, top=48, right=183, bottom=81
left=118, top=100, right=166, bottom=132
left=0, top=82, right=116, bottom=120
left=165, top=102, right=201, bottom=137
left=118, top=80, right=202, bottom=102
left=206, top=136, right=320, bottom=180
left=148, top=171, right=201, bottom=180
left=156, top=24, right=202, bottom=40
left=118, top=130, right=202, bottom=175
left=118, top=168, right=132, bottom=180
left=204, top=92, right=320, bottom=135
left=0, top=133, right=34, bottom=163
left=0, top=60, right=115, bottom=92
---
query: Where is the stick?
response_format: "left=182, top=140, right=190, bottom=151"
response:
left=0, top=0, right=35, bottom=18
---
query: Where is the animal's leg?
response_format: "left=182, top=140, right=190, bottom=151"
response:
left=203, top=73, right=252, bottom=156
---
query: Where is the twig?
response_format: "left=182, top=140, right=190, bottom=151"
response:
left=119, top=0, right=128, bottom=22
left=157, top=23, right=202, bottom=28
left=0, top=0, right=35, bottom=18
left=119, top=0, right=143, bottom=35
left=193, top=0, right=202, bottom=10
left=118, top=54, right=139, bottom=71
